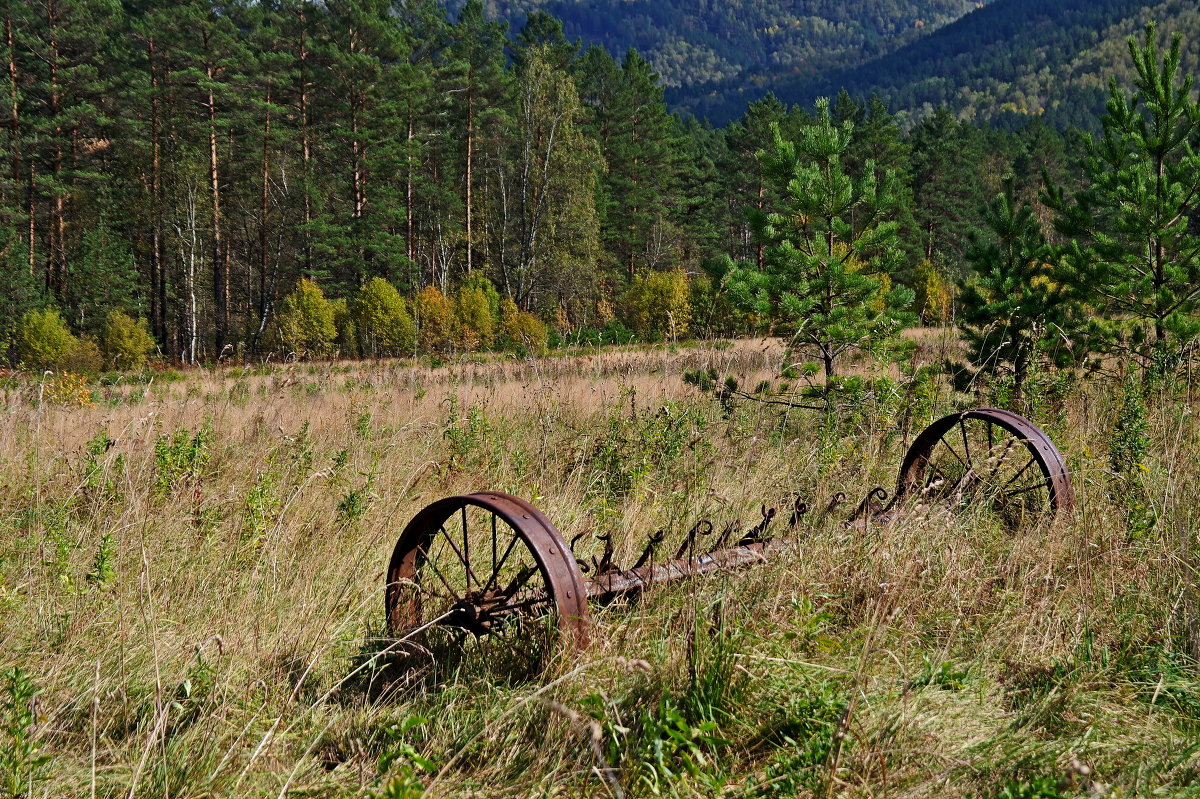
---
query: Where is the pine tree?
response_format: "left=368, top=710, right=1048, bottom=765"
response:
left=236, top=0, right=302, bottom=352
left=142, top=0, right=252, bottom=356
left=727, top=99, right=914, bottom=381
left=313, top=0, right=397, bottom=293
left=446, top=0, right=506, bottom=281
left=64, top=219, right=140, bottom=337
left=959, top=180, right=1085, bottom=402
left=1044, top=25, right=1200, bottom=371
left=0, top=228, right=40, bottom=365
left=15, top=0, right=126, bottom=298
left=907, top=107, right=988, bottom=278
left=720, top=93, right=787, bottom=266
left=576, top=47, right=683, bottom=277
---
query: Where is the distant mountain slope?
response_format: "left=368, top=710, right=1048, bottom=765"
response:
left=675, top=0, right=1200, bottom=128
left=458, top=0, right=989, bottom=89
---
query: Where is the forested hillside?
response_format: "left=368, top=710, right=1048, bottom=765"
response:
left=679, top=0, right=1200, bottom=127
left=1, top=0, right=1198, bottom=376
left=458, top=0, right=988, bottom=90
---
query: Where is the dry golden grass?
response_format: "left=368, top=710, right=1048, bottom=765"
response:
left=0, top=337, right=1198, bottom=798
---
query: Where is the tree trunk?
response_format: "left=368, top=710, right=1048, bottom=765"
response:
left=255, top=85, right=272, bottom=351
left=465, top=85, right=474, bottom=274
left=26, top=160, right=34, bottom=273
left=5, top=15, right=18, bottom=232
left=352, top=98, right=365, bottom=277
left=48, top=2, right=63, bottom=293
left=297, top=7, right=312, bottom=274
left=149, top=37, right=166, bottom=344
left=1012, top=347, right=1028, bottom=406
left=204, top=41, right=229, bottom=356
left=755, top=182, right=764, bottom=270
left=406, top=111, right=415, bottom=264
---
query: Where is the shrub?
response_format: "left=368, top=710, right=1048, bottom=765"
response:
left=622, top=269, right=693, bottom=340
left=498, top=298, right=548, bottom=355
left=911, top=259, right=953, bottom=325
left=461, top=272, right=500, bottom=316
left=414, top=286, right=454, bottom=353
left=16, top=308, right=79, bottom=371
left=99, top=310, right=156, bottom=370
left=455, top=274, right=498, bottom=350
left=275, top=278, right=336, bottom=358
left=41, top=371, right=96, bottom=407
left=61, top=337, right=103, bottom=374
left=353, top=277, right=415, bottom=358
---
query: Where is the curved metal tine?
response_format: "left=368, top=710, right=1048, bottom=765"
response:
left=631, top=530, right=666, bottom=570
left=788, top=495, right=809, bottom=528
left=676, top=520, right=713, bottom=561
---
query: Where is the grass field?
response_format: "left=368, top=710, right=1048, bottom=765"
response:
left=1, top=337, right=1199, bottom=798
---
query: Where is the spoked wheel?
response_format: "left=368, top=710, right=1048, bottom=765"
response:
left=385, top=492, right=589, bottom=675
left=895, top=408, right=1074, bottom=523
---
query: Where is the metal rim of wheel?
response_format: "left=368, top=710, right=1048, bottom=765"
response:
left=385, top=492, right=590, bottom=663
left=895, top=407, right=1075, bottom=520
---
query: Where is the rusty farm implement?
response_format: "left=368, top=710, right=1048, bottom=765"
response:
left=384, top=408, right=1074, bottom=665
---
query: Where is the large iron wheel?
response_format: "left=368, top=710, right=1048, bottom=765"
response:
left=895, top=408, right=1074, bottom=522
left=385, top=492, right=590, bottom=672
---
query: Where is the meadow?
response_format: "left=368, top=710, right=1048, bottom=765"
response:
left=0, top=336, right=1198, bottom=798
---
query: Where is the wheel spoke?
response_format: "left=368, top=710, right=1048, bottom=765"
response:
left=461, top=507, right=471, bottom=590
left=1004, top=480, right=1050, bottom=499
left=939, top=436, right=970, bottom=471
left=986, top=436, right=1019, bottom=480
left=438, top=525, right=480, bottom=589
left=1001, top=456, right=1037, bottom=489
left=502, top=563, right=538, bottom=598
left=418, top=545, right=462, bottom=601
left=483, top=534, right=521, bottom=594
left=921, top=460, right=949, bottom=491
left=487, top=593, right=556, bottom=617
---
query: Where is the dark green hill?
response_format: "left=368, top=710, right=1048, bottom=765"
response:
left=673, top=0, right=1200, bottom=127
left=457, top=0, right=988, bottom=89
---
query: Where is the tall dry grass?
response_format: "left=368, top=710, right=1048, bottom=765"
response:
left=0, top=338, right=1197, bottom=797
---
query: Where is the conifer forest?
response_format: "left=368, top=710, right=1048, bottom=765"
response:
left=9, top=0, right=1192, bottom=375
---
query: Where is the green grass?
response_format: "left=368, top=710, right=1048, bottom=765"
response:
left=0, top=342, right=1199, bottom=796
